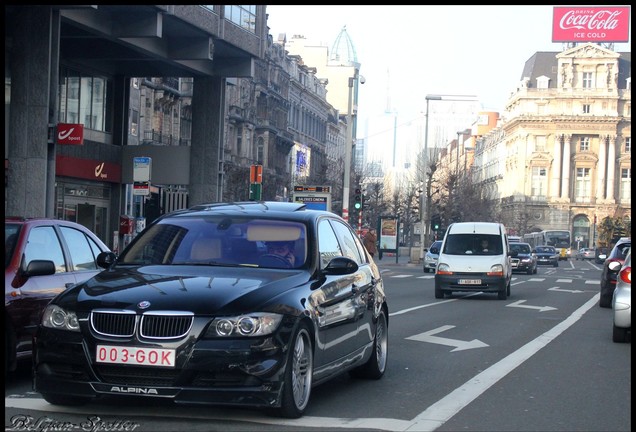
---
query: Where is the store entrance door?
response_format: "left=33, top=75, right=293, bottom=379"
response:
left=77, top=203, right=96, bottom=233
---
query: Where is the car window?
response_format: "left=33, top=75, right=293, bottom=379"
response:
left=318, top=219, right=342, bottom=268
left=443, top=234, right=502, bottom=255
left=59, top=226, right=100, bottom=271
left=511, top=243, right=531, bottom=254
left=5, top=224, right=21, bottom=268
left=329, top=219, right=364, bottom=263
left=24, top=226, right=66, bottom=273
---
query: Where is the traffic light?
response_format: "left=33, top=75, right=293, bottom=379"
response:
left=354, top=188, right=363, bottom=210
left=431, top=214, right=441, bottom=231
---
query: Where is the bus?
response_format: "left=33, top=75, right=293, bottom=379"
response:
left=523, top=230, right=571, bottom=260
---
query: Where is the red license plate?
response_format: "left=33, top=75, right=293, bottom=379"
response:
left=96, top=345, right=176, bottom=368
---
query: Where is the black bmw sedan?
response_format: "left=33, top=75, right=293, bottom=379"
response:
left=33, top=201, right=389, bottom=418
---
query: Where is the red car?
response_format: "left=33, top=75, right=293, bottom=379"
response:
left=5, top=217, right=110, bottom=375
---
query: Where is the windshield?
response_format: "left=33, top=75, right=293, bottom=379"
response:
left=118, top=216, right=308, bottom=269
left=536, top=246, right=555, bottom=254
left=510, top=243, right=531, bottom=254
left=545, top=231, right=570, bottom=248
left=442, top=234, right=503, bottom=256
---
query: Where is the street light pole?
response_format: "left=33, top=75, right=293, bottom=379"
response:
left=342, top=75, right=355, bottom=222
left=419, top=94, right=476, bottom=262
left=419, top=95, right=440, bottom=260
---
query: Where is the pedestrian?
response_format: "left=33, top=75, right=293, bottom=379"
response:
left=363, top=228, right=378, bottom=258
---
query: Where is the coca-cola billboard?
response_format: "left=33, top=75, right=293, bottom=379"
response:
left=553, top=7, right=630, bottom=43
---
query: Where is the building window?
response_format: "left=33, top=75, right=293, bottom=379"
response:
left=579, top=136, right=590, bottom=151
left=531, top=166, right=547, bottom=198
left=58, top=67, right=111, bottom=133
left=130, top=109, right=138, bottom=136
left=625, top=137, right=631, bottom=153
left=582, top=104, right=591, bottom=114
left=574, top=167, right=591, bottom=203
left=582, top=72, right=593, bottom=89
left=223, top=5, right=256, bottom=33
left=535, top=136, right=546, bottom=152
left=620, top=168, right=631, bottom=201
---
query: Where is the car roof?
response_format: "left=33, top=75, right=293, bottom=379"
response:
left=447, top=222, right=504, bottom=235
left=160, top=201, right=340, bottom=224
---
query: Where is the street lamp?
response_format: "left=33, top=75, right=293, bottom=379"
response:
left=342, top=71, right=364, bottom=222
left=419, top=94, right=477, bottom=261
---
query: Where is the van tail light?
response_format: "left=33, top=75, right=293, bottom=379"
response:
left=618, top=266, right=631, bottom=284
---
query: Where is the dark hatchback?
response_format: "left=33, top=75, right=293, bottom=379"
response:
left=5, top=217, right=109, bottom=376
left=509, top=242, right=537, bottom=274
left=600, top=237, right=631, bottom=308
left=533, top=246, right=559, bottom=267
left=33, top=202, right=389, bottom=418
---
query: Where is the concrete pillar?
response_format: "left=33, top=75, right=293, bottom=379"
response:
left=189, top=76, right=225, bottom=205
left=6, top=7, right=54, bottom=217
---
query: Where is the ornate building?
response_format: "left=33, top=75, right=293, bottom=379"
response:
left=473, top=43, right=631, bottom=247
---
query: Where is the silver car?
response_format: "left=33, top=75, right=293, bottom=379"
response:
left=423, top=240, right=442, bottom=273
left=611, top=248, right=631, bottom=343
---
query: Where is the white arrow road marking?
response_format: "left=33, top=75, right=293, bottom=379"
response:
left=506, top=300, right=557, bottom=312
left=406, top=325, right=489, bottom=352
left=548, top=286, right=585, bottom=293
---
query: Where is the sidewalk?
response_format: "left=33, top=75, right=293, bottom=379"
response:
left=374, top=252, right=419, bottom=268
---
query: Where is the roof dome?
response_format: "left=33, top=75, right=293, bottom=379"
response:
left=329, top=26, right=358, bottom=66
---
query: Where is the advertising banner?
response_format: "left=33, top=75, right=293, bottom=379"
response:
left=553, top=7, right=630, bottom=42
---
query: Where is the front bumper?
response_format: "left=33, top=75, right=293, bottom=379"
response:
left=33, top=326, right=291, bottom=408
left=435, top=274, right=507, bottom=293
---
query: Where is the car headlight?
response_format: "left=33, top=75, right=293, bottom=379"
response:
left=487, top=264, right=504, bottom=276
left=41, top=304, right=80, bottom=332
left=206, top=313, right=283, bottom=337
left=425, top=255, right=435, bottom=263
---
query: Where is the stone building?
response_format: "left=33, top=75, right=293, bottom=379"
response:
left=471, top=43, right=631, bottom=247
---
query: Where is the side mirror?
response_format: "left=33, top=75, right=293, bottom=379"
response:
left=97, top=251, right=118, bottom=269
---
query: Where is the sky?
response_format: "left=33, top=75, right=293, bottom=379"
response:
left=266, top=5, right=631, bottom=126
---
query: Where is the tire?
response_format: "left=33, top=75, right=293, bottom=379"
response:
left=423, top=267, right=429, bottom=273
left=599, top=294, right=612, bottom=308
left=612, top=324, right=629, bottom=343
left=41, top=393, right=90, bottom=406
left=350, top=309, right=388, bottom=379
left=434, top=285, right=444, bottom=299
left=277, top=324, right=313, bottom=419
left=498, top=285, right=507, bottom=300
left=526, top=266, right=533, bottom=275
left=506, top=281, right=511, bottom=296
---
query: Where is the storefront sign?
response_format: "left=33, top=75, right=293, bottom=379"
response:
left=57, top=123, right=84, bottom=145
left=56, top=155, right=121, bottom=183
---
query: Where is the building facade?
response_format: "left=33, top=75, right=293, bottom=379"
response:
left=471, top=43, right=631, bottom=247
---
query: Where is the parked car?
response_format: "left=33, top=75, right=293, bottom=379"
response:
left=533, top=246, right=559, bottom=267
left=509, top=242, right=538, bottom=275
left=423, top=240, right=442, bottom=273
left=600, top=237, right=631, bottom=308
left=595, top=247, right=609, bottom=264
left=5, top=217, right=110, bottom=376
left=575, top=247, right=595, bottom=260
left=611, top=248, right=631, bottom=343
left=33, top=202, right=388, bottom=418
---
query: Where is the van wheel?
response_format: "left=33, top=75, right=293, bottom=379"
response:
left=498, top=286, right=507, bottom=300
left=434, top=286, right=444, bottom=299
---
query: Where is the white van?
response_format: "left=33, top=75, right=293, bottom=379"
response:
left=434, top=222, right=515, bottom=300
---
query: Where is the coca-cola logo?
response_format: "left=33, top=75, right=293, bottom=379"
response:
left=559, top=10, right=621, bottom=31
